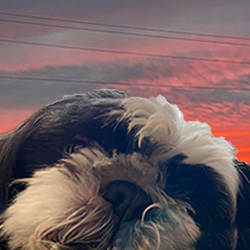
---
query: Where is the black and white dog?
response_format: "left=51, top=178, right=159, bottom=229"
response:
left=0, top=89, right=249, bottom=250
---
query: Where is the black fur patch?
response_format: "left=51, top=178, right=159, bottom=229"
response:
left=164, top=155, right=236, bottom=249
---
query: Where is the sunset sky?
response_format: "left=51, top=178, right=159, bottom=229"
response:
left=0, top=0, right=250, bottom=163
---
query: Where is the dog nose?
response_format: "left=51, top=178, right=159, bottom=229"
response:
left=102, top=180, right=152, bottom=221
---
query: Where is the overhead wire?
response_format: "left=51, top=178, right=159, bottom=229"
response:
left=0, top=11, right=250, bottom=93
left=0, top=75, right=250, bottom=91
left=1, top=39, right=250, bottom=65
left=1, top=18, right=250, bottom=48
left=0, top=11, right=250, bottom=42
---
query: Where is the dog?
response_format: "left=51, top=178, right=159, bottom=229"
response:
left=0, top=89, right=249, bottom=250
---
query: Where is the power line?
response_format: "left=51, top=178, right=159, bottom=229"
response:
left=0, top=11, right=250, bottom=42
left=1, top=18, right=250, bottom=48
left=1, top=38, right=250, bottom=65
left=1, top=75, right=250, bottom=91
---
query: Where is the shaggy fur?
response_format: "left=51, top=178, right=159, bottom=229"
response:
left=0, top=89, right=249, bottom=250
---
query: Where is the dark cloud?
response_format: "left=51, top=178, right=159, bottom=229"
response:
left=0, top=58, right=249, bottom=109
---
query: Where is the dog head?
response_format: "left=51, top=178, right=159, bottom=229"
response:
left=0, top=89, right=249, bottom=250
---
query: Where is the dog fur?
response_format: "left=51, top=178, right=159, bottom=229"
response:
left=0, top=89, right=249, bottom=250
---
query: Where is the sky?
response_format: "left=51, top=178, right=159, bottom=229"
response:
left=0, top=0, right=250, bottom=163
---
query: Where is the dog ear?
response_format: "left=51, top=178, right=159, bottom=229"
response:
left=235, top=160, right=250, bottom=249
left=0, top=89, right=126, bottom=208
left=0, top=124, right=35, bottom=210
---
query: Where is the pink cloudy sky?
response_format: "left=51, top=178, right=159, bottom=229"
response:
left=0, top=0, right=250, bottom=163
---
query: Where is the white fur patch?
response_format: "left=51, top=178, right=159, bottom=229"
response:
left=118, top=96, right=239, bottom=208
left=1, top=148, right=116, bottom=250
